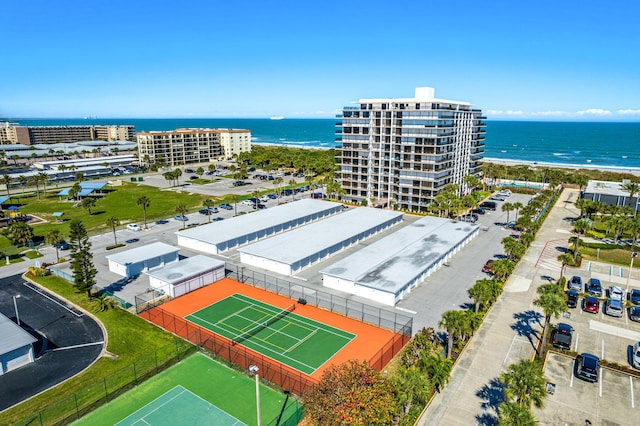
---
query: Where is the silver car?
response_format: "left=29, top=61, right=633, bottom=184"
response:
left=605, top=297, right=624, bottom=317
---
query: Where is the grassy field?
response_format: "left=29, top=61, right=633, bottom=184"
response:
left=0, top=274, right=195, bottom=425
left=74, top=353, right=293, bottom=426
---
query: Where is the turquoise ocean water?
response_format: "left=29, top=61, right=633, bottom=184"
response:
left=7, top=118, right=640, bottom=169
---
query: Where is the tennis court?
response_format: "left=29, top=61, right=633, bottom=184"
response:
left=115, top=385, right=246, bottom=426
left=186, top=293, right=355, bottom=375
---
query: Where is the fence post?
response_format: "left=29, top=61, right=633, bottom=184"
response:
left=103, top=377, right=108, bottom=401
left=73, top=393, right=80, bottom=420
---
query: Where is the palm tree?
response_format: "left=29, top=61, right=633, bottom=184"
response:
left=439, top=310, right=466, bottom=359
left=468, top=278, right=502, bottom=312
left=420, top=353, right=452, bottom=392
left=499, top=359, right=547, bottom=409
left=136, top=196, right=151, bottom=229
left=557, top=253, right=574, bottom=280
left=203, top=198, right=215, bottom=222
left=105, top=217, right=120, bottom=245
left=512, top=201, right=523, bottom=221
left=289, top=178, right=297, bottom=200
left=7, top=222, right=34, bottom=247
left=533, top=283, right=567, bottom=356
left=572, top=217, right=593, bottom=262
left=45, top=229, right=64, bottom=263
left=273, top=177, right=283, bottom=204
left=18, top=175, right=28, bottom=191
left=394, top=365, right=431, bottom=414
left=175, top=204, right=188, bottom=229
left=0, top=174, right=11, bottom=196
left=81, top=197, right=96, bottom=215
left=91, top=293, right=118, bottom=312
left=497, top=401, right=536, bottom=426
left=621, top=181, right=640, bottom=217
left=37, top=172, right=49, bottom=196
left=75, top=172, right=85, bottom=182
left=502, top=202, right=515, bottom=225
left=231, top=194, right=240, bottom=216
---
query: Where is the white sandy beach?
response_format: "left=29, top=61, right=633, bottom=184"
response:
left=483, top=157, right=640, bottom=176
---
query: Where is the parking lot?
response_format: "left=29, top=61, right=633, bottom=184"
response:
left=539, top=352, right=640, bottom=424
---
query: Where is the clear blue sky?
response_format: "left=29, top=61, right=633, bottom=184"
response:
left=2, top=0, right=639, bottom=121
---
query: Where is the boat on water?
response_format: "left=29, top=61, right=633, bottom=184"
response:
left=270, top=116, right=284, bottom=120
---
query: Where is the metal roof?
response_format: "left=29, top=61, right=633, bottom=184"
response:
left=106, top=242, right=179, bottom=265
left=0, top=196, right=10, bottom=204
left=238, top=208, right=403, bottom=265
left=320, top=215, right=479, bottom=295
left=177, top=198, right=343, bottom=245
left=0, top=313, right=37, bottom=355
left=145, top=255, right=225, bottom=284
left=584, top=180, right=633, bottom=197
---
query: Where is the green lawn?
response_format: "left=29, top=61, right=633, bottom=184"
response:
left=0, top=275, right=195, bottom=425
left=74, top=353, right=295, bottom=426
left=186, top=294, right=355, bottom=375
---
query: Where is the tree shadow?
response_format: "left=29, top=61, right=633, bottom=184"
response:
left=102, top=274, right=139, bottom=293
left=540, top=275, right=555, bottom=282
left=511, top=310, right=543, bottom=349
left=475, top=377, right=504, bottom=426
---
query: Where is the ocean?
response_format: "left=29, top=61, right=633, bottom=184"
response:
left=7, top=118, right=640, bottom=169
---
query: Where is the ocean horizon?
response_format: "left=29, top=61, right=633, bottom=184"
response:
left=5, top=118, right=640, bottom=169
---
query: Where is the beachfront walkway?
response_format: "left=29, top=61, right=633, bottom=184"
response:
left=418, top=188, right=580, bottom=425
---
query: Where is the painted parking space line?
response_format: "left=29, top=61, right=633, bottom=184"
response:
left=631, top=376, right=635, bottom=408
left=599, top=368, right=603, bottom=397
left=574, top=332, right=579, bottom=352
left=590, top=320, right=640, bottom=341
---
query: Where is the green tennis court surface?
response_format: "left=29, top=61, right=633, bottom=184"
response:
left=186, top=293, right=355, bottom=375
left=115, top=385, right=246, bottom=426
left=74, top=353, right=298, bottom=426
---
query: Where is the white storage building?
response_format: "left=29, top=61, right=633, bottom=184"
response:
left=106, top=242, right=180, bottom=278
left=320, top=216, right=479, bottom=306
left=0, top=313, right=37, bottom=375
left=177, top=199, right=343, bottom=255
left=238, top=208, right=403, bottom=276
left=144, top=255, right=225, bottom=298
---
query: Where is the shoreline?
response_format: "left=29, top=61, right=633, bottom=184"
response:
left=482, top=157, right=640, bottom=176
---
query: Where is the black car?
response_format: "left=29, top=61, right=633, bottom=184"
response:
left=480, top=201, right=497, bottom=211
left=575, top=353, right=600, bottom=383
left=471, top=208, right=486, bottom=215
left=630, top=289, right=640, bottom=305
left=586, top=278, right=602, bottom=297
left=566, top=290, right=579, bottom=308
left=551, top=323, right=573, bottom=350
left=53, top=240, right=70, bottom=250
left=629, top=306, right=640, bottom=322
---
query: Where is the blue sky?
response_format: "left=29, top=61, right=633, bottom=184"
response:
left=2, top=0, right=639, bottom=121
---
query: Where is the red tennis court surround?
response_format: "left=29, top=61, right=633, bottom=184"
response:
left=139, top=278, right=402, bottom=387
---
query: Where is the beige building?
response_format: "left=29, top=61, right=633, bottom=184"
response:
left=338, top=87, right=485, bottom=212
left=0, top=122, right=134, bottom=145
left=137, top=128, right=251, bottom=167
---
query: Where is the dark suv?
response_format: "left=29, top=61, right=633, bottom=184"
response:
left=586, top=278, right=602, bottom=297
left=551, top=323, right=573, bottom=350
left=575, top=353, right=600, bottom=383
left=566, top=290, right=579, bottom=308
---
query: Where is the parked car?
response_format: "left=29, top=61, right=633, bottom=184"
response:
left=566, top=290, right=579, bottom=308
left=241, top=199, right=254, bottom=206
left=575, top=353, right=600, bottom=383
left=609, top=285, right=624, bottom=301
left=583, top=296, right=600, bottom=314
left=174, top=215, right=189, bottom=221
left=199, top=208, right=211, bottom=215
left=256, top=203, right=267, bottom=210
left=126, top=224, right=142, bottom=232
left=586, top=278, right=602, bottom=297
left=551, top=323, right=573, bottom=350
left=219, top=203, right=233, bottom=210
left=268, top=193, right=278, bottom=199
left=311, top=192, right=326, bottom=199
left=155, top=219, right=169, bottom=225
left=629, top=306, right=640, bottom=322
left=498, top=189, right=512, bottom=197
left=460, top=214, right=478, bottom=223
left=489, top=195, right=505, bottom=201
left=630, top=289, right=640, bottom=305
left=53, top=240, right=70, bottom=250
left=604, top=297, right=624, bottom=317
left=568, top=275, right=582, bottom=291
left=480, top=201, right=497, bottom=211
left=633, top=342, right=640, bottom=369
left=471, top=208, right=486, bottom=215
left=482, top=259, right=495, bottom=274
left=259, top=195, right=270, bottom=202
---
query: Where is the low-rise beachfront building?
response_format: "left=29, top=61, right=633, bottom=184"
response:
left=0, top=122, right=134, bottom=145
left=337, top=87, right=486, bottom=212
left=583, top=179, right=640, bottom=211
left=320, top=215, right=479, bottom=306
left=106, top=242, right=180, bottom=278
left=137, top=128, right=251, bottom=167
left=0, top=313, right=37, bottom=375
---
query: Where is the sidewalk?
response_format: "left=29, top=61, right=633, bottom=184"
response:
left=418, top=188, right=581, bottom=425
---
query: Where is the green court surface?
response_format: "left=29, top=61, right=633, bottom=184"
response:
left=185, top=293, right=355, bottom=375
left=74, top=353, right=292, bottom=426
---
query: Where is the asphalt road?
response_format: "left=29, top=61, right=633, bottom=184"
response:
left=0, top=274, right=104, bottom=411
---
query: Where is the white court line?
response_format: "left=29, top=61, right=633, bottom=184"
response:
left=285, top=330, right=317, bottom=354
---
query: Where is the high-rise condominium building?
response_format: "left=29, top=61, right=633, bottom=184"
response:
left=137, top=128, right=251, bottom=167
left=338, top=87, right=485, bottom=212
left=0, top=122, right=134, bottom=145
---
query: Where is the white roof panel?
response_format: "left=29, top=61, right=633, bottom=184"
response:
left=0, top=313, right=37, bottom=355
left=105, top=242, right=179, bottom=265
left=145, top=255, right=225, bottom=284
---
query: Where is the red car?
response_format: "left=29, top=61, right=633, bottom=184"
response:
left=584, top=296, right=600, bottom=314
left=482, top=260, right=495, bottom=274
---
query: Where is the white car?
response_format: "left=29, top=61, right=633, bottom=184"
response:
left=633, top=342, right=640, bottom=369
left=241, top=199, right=254, bottom=206
left=259, top=195, right=270, bottom=202
left=609, top=285, right=624, bottom=301
left=126, top=223, right=142, bottom=232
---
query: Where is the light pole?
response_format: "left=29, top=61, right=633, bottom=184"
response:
left=13, top=295, right=21, bottom=326
left=249, top=365, right=261, bottom=426
left=626, top=252, right=638, bottom=292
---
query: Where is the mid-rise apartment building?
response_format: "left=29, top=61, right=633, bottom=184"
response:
left=0, top=122, right=134, bottom=145
left=137, top=128, right=251, bottom=167
left=338, top=87, right=485, bottom=212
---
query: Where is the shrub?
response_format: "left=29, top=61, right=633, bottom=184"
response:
left=27, top=266, right=49, bottom=277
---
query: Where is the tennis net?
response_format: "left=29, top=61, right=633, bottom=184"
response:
left=232, top=303, right=296, bottom=345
